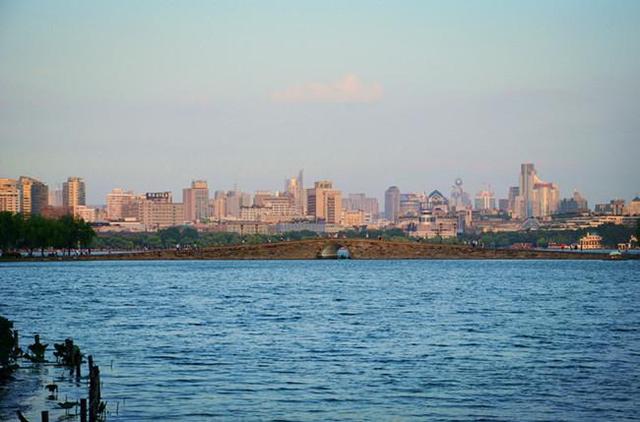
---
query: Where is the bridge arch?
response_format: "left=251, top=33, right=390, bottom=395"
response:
left=317, top=243, right=352, bottom=259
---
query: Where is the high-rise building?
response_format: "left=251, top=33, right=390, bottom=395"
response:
left=515, top=164, right=560, bottom=218
left=474, top=189, right=496, bottom=211
left=343, top=193, right=379, bottom=219
left=307, top=180, right=342, bottom=224
left=519, top=163, right=537, bottom=218
left=285, top=170, right=306, bottom=215
left=210, top=190, right=227, bottom=220
left=532, top=182, right=560, bottom=217
left=384, top=186, right=400, bottom=223
left=62, top=177, right=86, bottom=213
left=0, top=178, right=20, bottom=213
left=18, top=176, right=48, bottom=216
left=48, top=187, right=63, bottom=208
left=507, top=186, right=520, bottom=215
left=106, top=188, right=135, bottom=221
left=183, top=180, right=210, bottom=222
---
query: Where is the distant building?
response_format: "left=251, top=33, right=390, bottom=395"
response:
left=515, top=164, right=559, bottom=218
left=427, top=190, right=449, bottom=215
left=183, top=180, right=210, bottom=222
left=62, top=177, right=86, bottom=214
left=450, top=178, right=471, bottom=211
left=18, top=176, right=48, bottom=216
left=106, top=188, right=135, bottom=221
left=532, top=181, right=559, bottom=217
left=0, top=178, right=20, bottom=213
left=342, top=209, right=366, bottom=227
left=210, top=190, right=227, bottom=220
left=225, top=191, right=252, bottom=219
left=519, top=163, right=537, bottom=217
left=384, top=186, right=400, bottom=223
left=121, top=191, right=184, bottom=229
left=399, top=193, right=423, bottom=218
left=579, top=233, right=603, bottom=250
left=74, top=205, right=97, bottom=223
left=507, top=186, right=520, bottom=216
left=628, top=197, right=640, bottom=216
left=285, top=170, right=305, bottom=215
left=558, top=191, right=589, bottom=214
left=595, top=199, right=626, bottom=216
left=307, top=180, right=342, bottom=224
left=474, top=188, right=496, bottom=211
left=343, top=193, right=379, bottom=220
left=48, top=187, right=63, bottom=208
left=412, top=210, right=458, bottom=239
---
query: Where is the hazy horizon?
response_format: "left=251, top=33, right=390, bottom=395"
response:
left=1, top=1, right=639, bottom=204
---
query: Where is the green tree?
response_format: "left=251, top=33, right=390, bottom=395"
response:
left=0, top=212, right=24, bottom=255
left=77, top=219, right=96, bottom=252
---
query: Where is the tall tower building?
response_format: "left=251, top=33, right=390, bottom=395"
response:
left=519, top=163, right=536, bottom=218
left=183, top=180, right=210, bottom=222
left=384, top=186, right=401, bottom=223
left=306, top=180, right=342, bottom=224
left=62, top=177, right=86, bottom=213
left=18, top=176, right=48, bottom=216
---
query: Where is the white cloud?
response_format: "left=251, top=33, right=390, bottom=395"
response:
left=272, top=74, right=383, bottom=103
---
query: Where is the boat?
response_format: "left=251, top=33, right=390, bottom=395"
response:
left=609, top=251, right=623, bottom=260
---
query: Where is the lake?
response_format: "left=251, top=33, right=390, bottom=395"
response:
left=1, top=260, right=639, bottom=421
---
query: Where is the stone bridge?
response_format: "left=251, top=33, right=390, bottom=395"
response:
left=113, top=239, right=612, bottom=260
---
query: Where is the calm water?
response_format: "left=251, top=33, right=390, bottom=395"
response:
left=1, top=260, right=639, bottom=421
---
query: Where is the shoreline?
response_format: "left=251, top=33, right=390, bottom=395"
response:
left=1, top=239, right=634, bottom=262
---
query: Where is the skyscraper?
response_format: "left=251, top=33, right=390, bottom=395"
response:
left=384, top=186, right=400, bottom=223
left=516, top=164, right=560, bottom=218
left=519, top=163, right=536, bottom=218
left=183, top=180, right=210, bottom=222
left=18, top=176, right=48, bottom=216
left=62, top=177, right=86, bottom=213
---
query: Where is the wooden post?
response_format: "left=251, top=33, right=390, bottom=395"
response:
left=41, top=411, right=49, bottom=422
left=89, top=364, right=101, bottom=422
left=80, top=398, right=87, bottom=422
left=74, top=348, right=82, bottom=378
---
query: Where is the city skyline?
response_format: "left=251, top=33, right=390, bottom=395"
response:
left=1, top=1, right=639, bottom=205
left=1, top=166, right=638, bottom=208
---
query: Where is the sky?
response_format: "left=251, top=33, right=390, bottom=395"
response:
left=1, top=0, right=639, bottom=205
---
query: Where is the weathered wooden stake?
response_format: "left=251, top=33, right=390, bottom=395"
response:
left=41, top=410, right=49, bottom=422
left=74, top=347, right=82, bottom=378
left=80, top=398, right=87, bottom=422
left=89, top=362, right=101, bottom=422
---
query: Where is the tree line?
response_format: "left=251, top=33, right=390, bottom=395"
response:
left=0, top=211, right=96, bottom=257
left=92, top=227, right=413, bottom=251
left=459, top=222, right=640, bottom=248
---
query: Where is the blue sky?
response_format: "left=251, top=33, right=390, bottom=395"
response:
left=1, top=1, right=639, bottom=204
